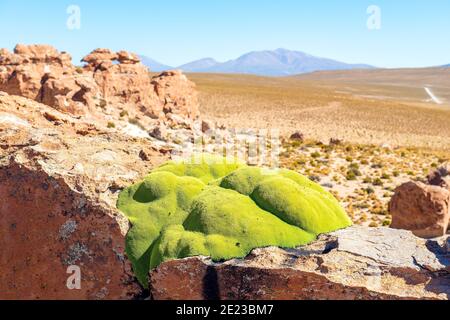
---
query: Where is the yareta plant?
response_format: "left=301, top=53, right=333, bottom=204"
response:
left=117, top=154, right=352, bottom=287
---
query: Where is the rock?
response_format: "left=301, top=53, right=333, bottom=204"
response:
left=428, top=163, right=450, bottom=190
left=389, top=181, right=450, bottom=238
left=289, top=131, right=304, bottom=142
left=0, top=48, right=23, bottom=65
left=201, top=120, right=212, bottom=133
left=0, top=44, right=199, bottom=128
left=81, top=48, right=118, bottom=67
left=329, top=138, right=343, bottom=146
left=117, top=51, right=140, bottom=64
left=150, top=226, right=449, bottom=300
left=14, top=44, right=72, bottom=67
left=151, top=70, right=200, bottom=121
left=0, top=93, right=168, bottom=299
left=149, top=124, right=168, bottom=141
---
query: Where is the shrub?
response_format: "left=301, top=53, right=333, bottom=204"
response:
left=372, top=178, right=383, bottom=186
left=365, top=186, right=375, bottom=194
left=346, top=170, right=357, bottom=181
left=346, top=167, right=361, bottom=180
left=349, top=162, right=360, bottom=170
left=117, top=154, right=352, bottom=286
left=363, top=177, right=372, bottom=184
left=381, top=173, right=391, bottom=180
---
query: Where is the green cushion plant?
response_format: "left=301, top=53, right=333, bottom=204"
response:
left=117, top=154, right=352, bottom=286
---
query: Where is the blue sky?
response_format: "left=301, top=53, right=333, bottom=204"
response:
left=0, top=0, right=449, bottom=68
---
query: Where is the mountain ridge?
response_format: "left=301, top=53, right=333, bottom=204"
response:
left=140, top=48, right=375, bottom=76
left=138, top=55, right=173, bottom=72
left=178, top=58, right=220, bottom=72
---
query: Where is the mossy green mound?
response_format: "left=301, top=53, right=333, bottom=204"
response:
left=117, top=155, right=352, bottom=286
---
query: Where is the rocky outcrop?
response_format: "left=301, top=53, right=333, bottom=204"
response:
left=389, top=181, right=450, bottom=238
left=0, top=44, right=199, bottom=125
left=0, top=92, right=168, bottom=299
left=150, top=226, right=449, bottom=300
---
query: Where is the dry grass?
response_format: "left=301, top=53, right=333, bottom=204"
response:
left=189, top=72, right=450, bottom=151
left=183, top=71, right=450, bottom=227
left=279, top=139, right=449, bottom=227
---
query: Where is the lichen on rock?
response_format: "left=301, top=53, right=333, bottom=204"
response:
left=117, top=154, right=352, bottom=286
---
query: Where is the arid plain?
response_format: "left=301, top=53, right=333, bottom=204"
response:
left=187, top=69, right=450, bottom=227
left=189, top=68, right=450, bottom=151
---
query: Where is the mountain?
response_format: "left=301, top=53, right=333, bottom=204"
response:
left=442, top=64, right=450, bottom=68
left=178, top=58, right=219, bottom=72
left=139, top=55, right=173, bottom=72
left=139, top=49, right=375, bottom=76
left=177, top=49, right=374, bottom=76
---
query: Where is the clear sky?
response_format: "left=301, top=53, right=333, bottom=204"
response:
left=0, top=0, right=449, bottom=68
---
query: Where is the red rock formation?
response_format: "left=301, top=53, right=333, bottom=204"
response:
left=0, top=44, right=199, bottom=125
left=0, top=92, right=168, bottom=299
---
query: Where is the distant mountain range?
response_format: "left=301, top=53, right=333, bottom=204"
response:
left=138, top=55, right=173, bottom=72
left=140, top=48, right=375, bottom=76
left=178, top=58, right=220, bottom=72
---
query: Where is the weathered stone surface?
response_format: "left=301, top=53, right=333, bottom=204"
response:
left=389, top=181, right=450, bottom=238
left=0, top=93, right=168, bottom=299
left=150, top=226, right=449, bottom=300
left=117, top=50, right=140, bottom=64
left=151, top=70, right=200, bottom=120
left=81, top=48, right=118, bottom=66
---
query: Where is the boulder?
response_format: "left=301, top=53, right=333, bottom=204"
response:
left=150, top=226, right=449, bottom=300
left=201, top=120, right=212, bottom=133
left=81, top=48, right=118, bottom=67
left=0, top=93, right=168, bottom=299
left=117, top=51, right=140, bottom=64
left=428, top=163, right=450, bottom=190
left=289, top=131, right=304, bottom=142
left=389, top=181, right=450, bottom=238
left=329, top=138, right=343, bottom=146
left=149, top=123, right=168, bottom=141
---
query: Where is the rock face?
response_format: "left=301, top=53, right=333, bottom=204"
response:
left=389, top=181, right=450, bottom=238
left=0, top=44, right=199, bottom=125
left=150, top=226, right=449, bottom=300
left=0, top=92, right=168, bottom=299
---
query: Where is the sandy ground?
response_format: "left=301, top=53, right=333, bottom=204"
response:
left=189, top=72, right=450, bottom=151
left=186, top=72, right=450, bottom=226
